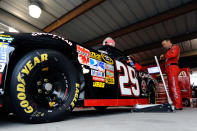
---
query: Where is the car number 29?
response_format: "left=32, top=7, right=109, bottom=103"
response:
left=115, top=60, right=140, bottom=97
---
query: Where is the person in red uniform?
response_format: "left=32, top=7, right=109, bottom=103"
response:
left=160, top=39, right=183, bottom=110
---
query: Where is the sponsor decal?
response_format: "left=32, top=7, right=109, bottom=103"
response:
left=0, top=34, right=11, bottom=37
left=91, top=69, right=105, bottom=78
left=90, top=58, right=98, bottom=70
left=0, top=35, right=14, bottom=42
left=77, top=45, right=90, bottom=57
left=77, top=45, right=90, bottom=66
left=17, top=54, right=48, bottom=114
left=93, top=82, right=105, bottom=88
left=0, top=42, right=9, bottom=63
left=101, top=53, right=113, bottom=65
left=105, top=77, right=115, bottom=84
left=0, top=42, right=9, bottom=47
left=90, top=52, right=102, bottom=61
left=78, top=54, right=90, bottom=66
left=179, top=71, right=187, bottom=78
left=105, top=63, right=114, bottom=71
left=106, top=70, right=114, bottom=78
left=0, top=49, right=6, bottom=63
left=90, top=58, right=105, bottom=72
left=92, top=76, right=105, bottom=82
left=98, top=61, right=105, bottom=72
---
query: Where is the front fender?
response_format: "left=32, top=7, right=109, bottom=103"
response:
left=0, top=42, right=15, bottom=95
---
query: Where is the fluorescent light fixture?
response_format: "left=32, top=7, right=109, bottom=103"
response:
left=29, top=4, right=42, bottom=18
left=8, top=27, right=19, bottom=32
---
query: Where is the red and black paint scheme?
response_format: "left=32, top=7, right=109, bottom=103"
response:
left=0, top=32, right=156, bottom=123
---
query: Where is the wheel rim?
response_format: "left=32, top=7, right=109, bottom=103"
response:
left=27, top=63, right=70, bottom=110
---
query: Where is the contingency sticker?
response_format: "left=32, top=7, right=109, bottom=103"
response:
left=0, top=35, right=14, bottom=42
left=92, top=76, right=105, bottom=82
left=105, top=77, right=115, bottom=84
left=105, top=63, right=114, bottom=71
left=90, top=52, right=102, bottom=61
left=101, top=53, right=113, bottom=65
left=0, top=42, right=8, bottom=63
left=90, top=58, right=105, bottom=72
left=77, top=45, right=90, bottom=66
left=106, top=70, right=114, bottom=78
left=105, top=70, right=115, bottom=84
left=91, top=69, right=105, bottom=78
left=93, top=81, right=105, bottom=88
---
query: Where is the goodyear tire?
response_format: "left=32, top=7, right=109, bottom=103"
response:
left=148, top=83, right=156, bottom=104
left=10, top=49, right=80, bottom=123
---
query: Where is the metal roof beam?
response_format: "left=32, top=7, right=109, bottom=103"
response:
left=85, top=0, right=197, bottom=47
left=140, top=49, right=197, bottom=65
left=43, top=0, right=105, bottom=32
left=125, top=31, right=197, bottom=54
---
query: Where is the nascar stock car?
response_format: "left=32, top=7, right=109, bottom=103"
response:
left=0, top=32, right=156, bottom=123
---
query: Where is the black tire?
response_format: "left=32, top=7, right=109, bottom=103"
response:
left=148, top=83, right=156, bottom=104
left=10, top=49, right=80, bottom=123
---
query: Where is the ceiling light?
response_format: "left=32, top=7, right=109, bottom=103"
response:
left=29, top=4, right=42, bottom=18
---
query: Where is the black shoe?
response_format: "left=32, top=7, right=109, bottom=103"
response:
left=175, top=108, right=183, bottom=110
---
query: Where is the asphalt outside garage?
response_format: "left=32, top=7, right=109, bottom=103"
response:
left=0, top=107, right=196, bottom=131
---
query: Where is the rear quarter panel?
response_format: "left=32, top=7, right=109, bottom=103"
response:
left=76, top=45, right=150, bottom=106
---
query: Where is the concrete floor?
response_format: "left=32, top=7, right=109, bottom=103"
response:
left=0, top=107, right=196, bottom=131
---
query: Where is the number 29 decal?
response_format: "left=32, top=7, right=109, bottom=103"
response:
left=115, top=60, right=140, bottom=97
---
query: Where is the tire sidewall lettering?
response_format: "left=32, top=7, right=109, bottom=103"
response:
left=16, top=53, right=48, bottom=114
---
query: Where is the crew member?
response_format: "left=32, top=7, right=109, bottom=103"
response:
left=160, top=39, right=183, bottom=110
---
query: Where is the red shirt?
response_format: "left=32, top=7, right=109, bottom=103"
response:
left=165, top=45, right=180, bottom=66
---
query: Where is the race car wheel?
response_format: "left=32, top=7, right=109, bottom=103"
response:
left=148, top=83, right=156, bottom=104
left=10, top=49, right=80, bottom=123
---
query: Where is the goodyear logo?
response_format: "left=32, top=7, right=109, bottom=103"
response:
left=17, top=54, right=48, bottom=114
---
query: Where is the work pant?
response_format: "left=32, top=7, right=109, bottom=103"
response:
left=166, top=65, right=183, bottom=109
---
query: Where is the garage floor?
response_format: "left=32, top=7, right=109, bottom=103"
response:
left=0, top=107, right=196, bottom=131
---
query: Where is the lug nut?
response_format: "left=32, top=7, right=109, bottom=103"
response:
left=38, top=89, right=42, bottom=93
left=44, top=79, right=49, bottom=82
left=37, top=81, right=42, bottom=86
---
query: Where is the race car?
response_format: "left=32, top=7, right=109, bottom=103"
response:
left=0, top=32, right=156, bottom=123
